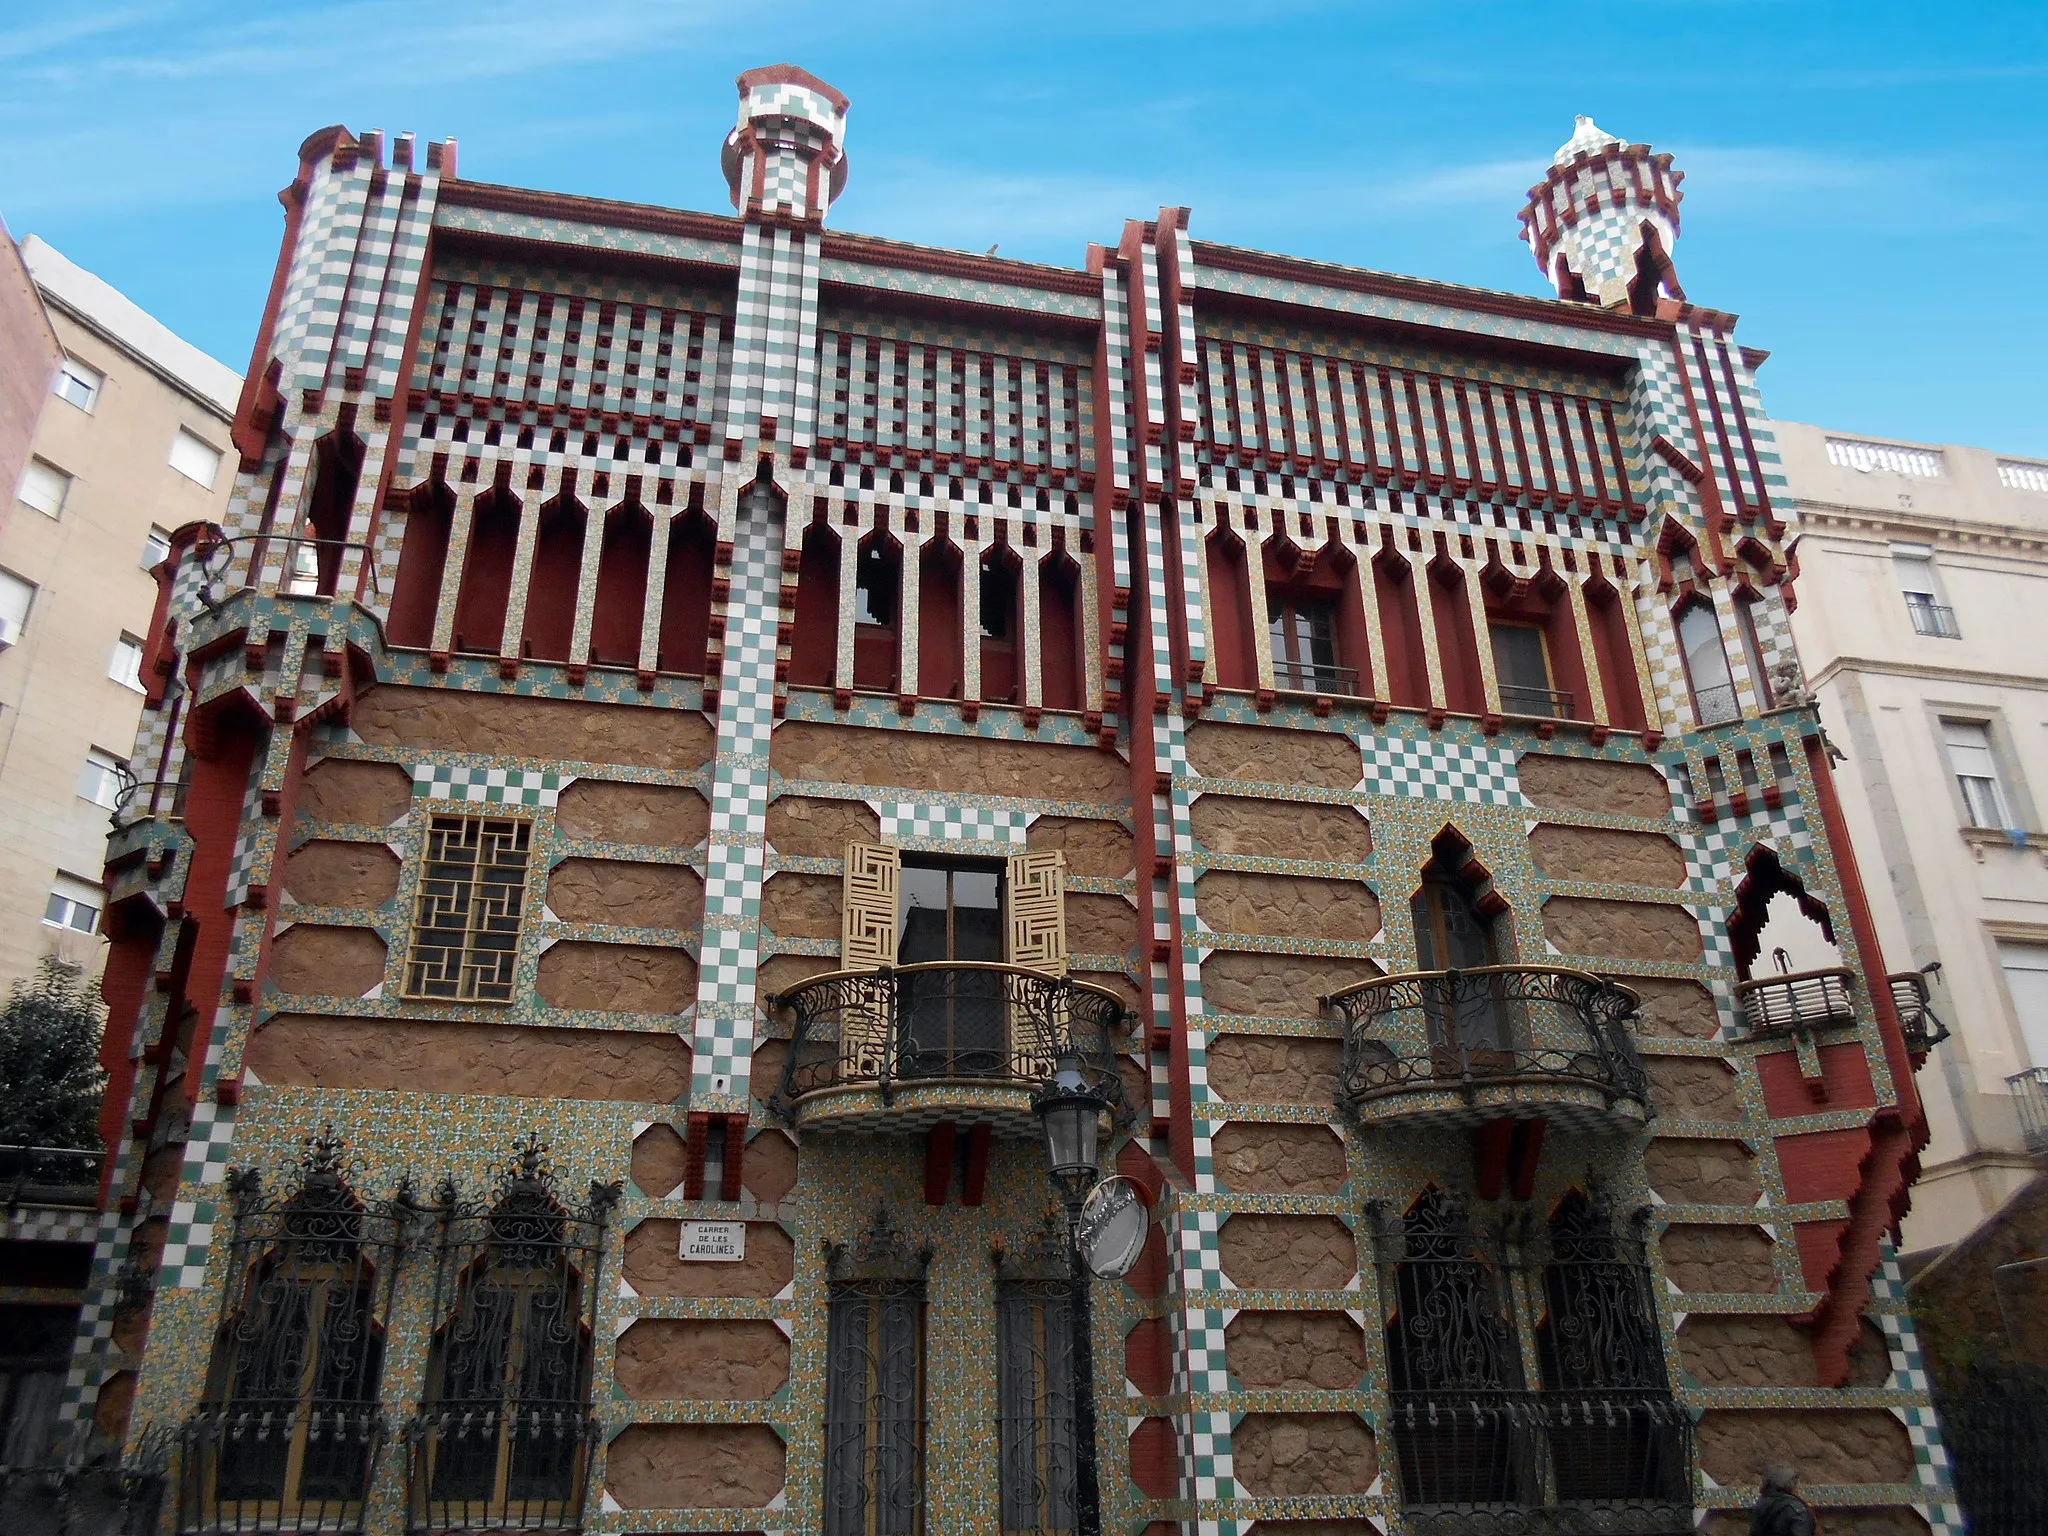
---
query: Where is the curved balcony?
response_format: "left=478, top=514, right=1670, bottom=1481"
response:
left=1327, top=966, right=1651, bottom=1131
left=1888, top=970, right=1951, bottom=1060
left=1734, top=966, right=1857, bottom=1039
left=766, top=963, right=1132, bottom=1136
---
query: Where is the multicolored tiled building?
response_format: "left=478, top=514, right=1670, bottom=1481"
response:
left=60, top=68, right=1959, bottom=1536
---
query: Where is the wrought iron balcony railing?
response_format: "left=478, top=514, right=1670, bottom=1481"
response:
left=1388, top=1387, right=1694, bottom=1536
left=768, top=963, right=1130, bottom=1133
left=1271, top=658, right=1360, bottom=696
left=1734, top=966, right=1857, bottom=1038
left=2011, top=1066, right=2048, bottom=1156
left=175, top=1401, right=386, bottom=1535
left=1906, top=597, right=1962, bottom=639
left=1497, top=683, right=1575, bottom=721
left=1326, top=966, right=1651, bottom=1129
left=0, top=1144, right=105, bottom=1209
left=403, top=1404, right=599, bottom=1534
left=1888, top=969, right=1952, bottom=1059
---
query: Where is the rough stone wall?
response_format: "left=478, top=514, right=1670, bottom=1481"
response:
left=1201, top=953, right=1380, bottom=1020
left=1527, top=823, right=1685, bottom=887
left=268, top=925, right=387, bottom=996
left=1027, top=815, right=1135, bottom=876
left=1196, top=871, right=1380, bottom=942
left=554, top=780, right=710, bottom=846
left=546, top=859, right=704, bottom=929
left=1232, top=1413, right=1378, bottom=1495
left=1697, top=1409, right=1916, bottom=1486
left=297, top=759, right=413, bottom=826
left=353, top=685, right=715, bottom=768
left=1646, top=1056, right=1741, bottom=1120
left=1184, top=722, right=1362, bottom=789
left=1189, top=796, right=1372, bottom=862
left=623, top=1220, right=795, bottom=1298
left=1218, top=1215, right=1358, bottom=1289
left=1630, top=975, right=1721, bottom=1039
left=282, top=841, right=401, bottom=906
left=1516, top=753, right=1672, bottom=817
left=247, top=1015, right=690, bottom=1101
left=1210, top=1123, right=1348, bottom=1194
left=1225, top=1312, right=1366, bottom=1389
left=1205, top=1035, right=1342, bottom=1105
left=535, top=941, right=697, bottom=1012
left=1543, top=896, right=1702, bottom=961
left=764, top=795, right=881, bottom=857
left=760, top=872, right=842, bottom=940
left=614, top=1319, right=791, bottom=1400
left=771, top=722, right=1124, bottom=800
left=631, top=1124, right=690, bottom=1197
left=1677, top=1314, right=1819, bottom=1388
left=605, top=1423, right=786, bottom=1508
left=1645, top=1138, right=1762, bottom=1205
left=1660, top=1224, right=1778, bottom=1293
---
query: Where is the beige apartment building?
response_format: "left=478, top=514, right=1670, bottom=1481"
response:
left=0, top=237, right=238, bottom=988
left=1779, top=419, right=2048, bottom=1257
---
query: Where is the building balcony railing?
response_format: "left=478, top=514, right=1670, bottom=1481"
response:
left=1498, top=683, right=1575, bottom=720
left=2011, top=1067, right=2048, bottom=1156
left=767, top=962, right=1131, bottom=1135
left=1325, top=966, right=1651, bottom=1131
left=0, top=1144, right=105, bottom=1209
left=1888, top=969, right=1951, bottom=1061
left=1271, top=658, right=1360, bottom=696
left=1734, top=967, right=1858, bottom=1038
left=403, top=1404, right=598, bottom=1534
left=1388, top=1386, right=1694, bottom=1536
left=1906, top=598, right=1962, bottom=639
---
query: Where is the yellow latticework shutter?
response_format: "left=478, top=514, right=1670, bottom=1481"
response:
left=841, top=842, right=901, bottom=971
left=839, top=842, right=900, bottom=1081
left=1006, top=849, right=1067, bottom=975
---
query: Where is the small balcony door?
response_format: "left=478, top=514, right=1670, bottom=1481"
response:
left=1411, top=869, right=1511, bottom=1055
left=898, top=862, right=1005, bottom=1077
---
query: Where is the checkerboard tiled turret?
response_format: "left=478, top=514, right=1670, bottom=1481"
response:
left=1520, top=115, right=1685, bottom=311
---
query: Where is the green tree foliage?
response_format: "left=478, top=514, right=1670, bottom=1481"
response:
left=0, top=956, right=106, bottom=1149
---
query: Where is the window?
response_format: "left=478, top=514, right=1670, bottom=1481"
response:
left=1489, top=622, right=1564, bottom=717
left=0, top=1304, right=83, bottom=1471
left=823, top=1217, right=926, bottom=1536
left=855, top=539, right=899, bottom=627
left=1825, top=437, right=1943, bottom=478
left=182, top=1135, right=391, bottom=1529
left=54, top=358, right=102, bottom=413
left=405, top=814, right=532, bottom=1002
left=408, top=1142, right=610, bottom=1533
left=1268, top=591, right=1349, bottom=694
left=16, top=459, right=69, bottom=518
left=995, top=1273, right=1077, bottom=1535
left=1734, top=597, right=1775, bottom=706
left=1676, top=602, right=1738, bottom=725
left=1410, top=852, right=1509, bottom=1052
left=109, top=633, right=146, bottom=691
left=980, top=553, right=1016, bottom=641
left=1892, top=546, right=1960, bottom=639
left=142, top=526, right=172, bottom=570
left=169, top=429, right=224, bottom=489
left=898, top=861, right=1005, bottom=1077
left=78, top=747, right=127, bottom=810
left=1943, top=719, right=2012, bottom=829
left=42, top=874, right=102, bottom=935
left=0, top=570, right=35, bottom=648
left=1997, top=943, right=2048, bottom=1067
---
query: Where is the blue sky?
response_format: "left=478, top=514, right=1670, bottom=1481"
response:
left=2, top=2, right=2042, bottom=455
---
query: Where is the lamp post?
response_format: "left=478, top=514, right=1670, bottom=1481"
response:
left=1035, top=1050, right=1107, bottom=1536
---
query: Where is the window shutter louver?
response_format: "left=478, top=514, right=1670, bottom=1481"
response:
left=1005, top=849, right=1066, bottom=975
left=840, top=841, right=901, bottom=970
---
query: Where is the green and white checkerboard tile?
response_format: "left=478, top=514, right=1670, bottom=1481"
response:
left=1358, top=731, right=1523, bottom=806
left=410, top=763, right=566, bottom=807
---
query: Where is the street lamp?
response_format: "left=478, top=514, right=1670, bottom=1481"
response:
left=1035, top=1049, right=1107, bottom=1536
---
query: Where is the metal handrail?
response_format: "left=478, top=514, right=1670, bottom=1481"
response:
left=0, top=1144, right=105, bottom=1207
left=192, top=533, right=385, bottom=615
left=1888, top=969, right=1952, bottom=1057
left=1323, top=965, right=1650, bottom=1117
left=768, top=962, right=1129, bottom=1124
left=2010, top=1066, right=2048, bottom=1156
left=1497, top=682, right=1576, bottom=720
left=1906, top=598, right=1962, bottom=639
left=1271, top=658, right=1360, bottom=696
left=1733, top=966, right=1857, bottom=1036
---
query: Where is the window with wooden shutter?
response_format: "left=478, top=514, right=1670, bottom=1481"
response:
left=1004, top=850, right=1065, bottom=975
left=841, top=843, right=902, bottom=970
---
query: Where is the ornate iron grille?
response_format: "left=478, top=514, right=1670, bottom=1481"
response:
left=824, top=1209, right=930, bottom=1536
left=404, top=1136, right=617, bottom=1534
left=994, top=1220, right=1079, bottom=1536
left=404, top=814, right=532, bottom=1004
left=769, top=964, right=1129, bottom=1124
left=1372, top=1190, right=1693, bottom=1536
left=177, top=1130, right=407, bottom=1535
left=1376, top=1190, right=1541, bottom=1511
left=1534, top=1196, right=1690, bottom=1515
left=1330, top=967, right=1649, bottom=1119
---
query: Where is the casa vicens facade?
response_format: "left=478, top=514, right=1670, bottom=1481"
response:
left=51, top=68, right=1959, bottom=1536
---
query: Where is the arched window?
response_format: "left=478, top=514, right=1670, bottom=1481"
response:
left=407, top=1138, right=618, bottom=1533
left=978, top=544, right=1022, bottom=704
left=853, top=532, right=903, bottom=693
left=1203, top=526, right=1256, bottom=691
left=181, top=1131, right=393, bottom=1530
left=823, top=1208, right=928, bottom=1536
left=388, top=483, right=454, bottom=649
left=588, top=501, right=652, bottom=668
left=1037, top=551, right=1084, bottom=712
left=790, top=519, right=842, bottom=688
left=993, top=1218, right=1077, bottom=1536
left=1675, top=600, right=1737, bottom=726
left=522, top=494, right=586, bottom=663
left=1409, top=830, right=1514, bottom=1052
left=454, top=490, right=521, bottom=656
left=297, top=427, right=364, bottom=597
left=657, top=506, right=718, bottom=677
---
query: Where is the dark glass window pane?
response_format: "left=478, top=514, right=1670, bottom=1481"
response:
left=899, top=867, right=951, bottom=965
left=1489, top=623, right=1550, bottom=693
left=952, top=871, right=1001, bottom=962
left=997, top=1286, right=1076, bottom=1535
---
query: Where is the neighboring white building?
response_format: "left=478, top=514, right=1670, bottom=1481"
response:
left=1778, top=420, right=2048, bottom=1258
left=0, top=237, right=239, bottom=987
